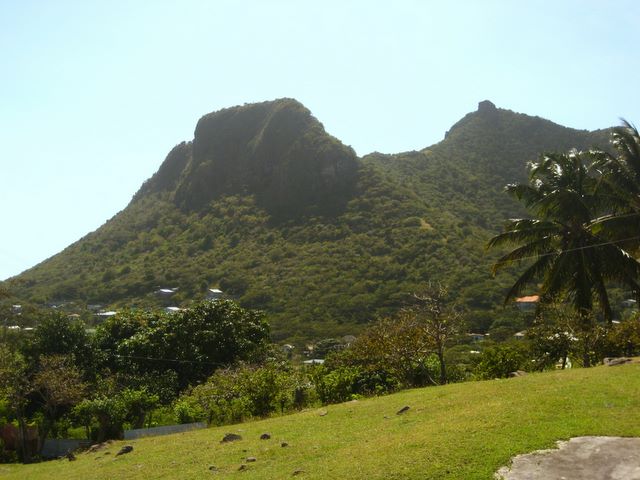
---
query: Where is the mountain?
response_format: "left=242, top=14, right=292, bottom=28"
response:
left=4, top=99, right=609, bottom=342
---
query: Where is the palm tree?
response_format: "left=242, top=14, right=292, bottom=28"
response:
left=590, top=120, right=640, bottom=253
left=488, top=150, right=640, bottom=324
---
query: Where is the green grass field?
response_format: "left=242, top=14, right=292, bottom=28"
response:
left=2, top=363, right=639, bottom=480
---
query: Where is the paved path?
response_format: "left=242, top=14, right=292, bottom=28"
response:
left=496, top=436, right=640, bottom=480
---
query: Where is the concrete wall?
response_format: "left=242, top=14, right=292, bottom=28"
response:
left=124, top=422, right=206, bottom=440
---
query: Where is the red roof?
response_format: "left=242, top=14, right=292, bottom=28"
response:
left=515, top=295, right=540, bottom=303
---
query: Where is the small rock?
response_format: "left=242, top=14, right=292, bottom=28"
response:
left=66, top=452, right=76, bottom=461
left=238, top=464, right=247, bottom=471
left=396, top=406, right=410, bottom=415
left=509, top=370, right=528, bottom=377
left=221, top=433, right=243, bottom=443
left=246, top=457, right=257, bottom=462
left=293, top=469, right=305, bottom=476
left=87, top=442, right=110, bottom=454
left=260, top=433, right=271, bottom=440
left=116, top=445, right=134, bottom=456
left=208, top=465, right=218, bottom=472
left=318, top=409, right=328, bottom=416
left=281, top=442, right=289, bottom=448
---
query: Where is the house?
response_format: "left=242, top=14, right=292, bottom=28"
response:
left=11, top=305, right=21, bottom=314
left=155, top=288, right=178, bottom=297
left=302, top=359, right=325, bottom=365
left=206, top=288, right=224, bottom=301
left=467, top=333, right=485, bottom=342
left=515, top=295, right=539, bottom=311
left=94, top=311, right=117, bottom=322
left=622, top=299, right=637, bottom=308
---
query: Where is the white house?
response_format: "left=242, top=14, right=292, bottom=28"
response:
left=206, top=288, right=224, bottom=301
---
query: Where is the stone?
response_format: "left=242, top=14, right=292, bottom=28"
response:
left=66, top=452, right=76, bottom=461
left=318, top=409, right=328, bottom=416
left=260, top=433, right=271, bottom=440
left=86, top=441, right=111, bottom=454
left=208, top=465, right=218, bottom=472
left=238, top=464, right=247, bottom=471
left=293, top=469, right=305, bottom=476
left=221, top=433, right=243, bottom=443
left=246, top=457, right=257, bottom=462
left=396, top=406, right=410, bottom=415
left=509, top=370, right=528, bottom=377
left=495, top=436, right=640, bottom=479
left=281, top=442, right=289, bottom=447
left=116, top=445, right=134, bottom=456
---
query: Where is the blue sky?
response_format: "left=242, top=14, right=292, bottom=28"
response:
left=1, top=0, right=639, bottom=280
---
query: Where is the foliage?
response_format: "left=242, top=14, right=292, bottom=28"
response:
left=309, top=365, right=363, bottom=404
left=31, top=355, right=87, bottom=450
left=176, top=361, right=301, bottom=425
left=73, top=388, right=158, bottom=442
left=406, top=284, right=466, bottom=384
left=590, top=120, right=640, bottom=253
left=22, top=312, right=95, bottom=376
left=606, top=314, right=640, bottom=357
left=330, top=313, right=434, bottom=391
left=118, top=300, right=270, bottom=390
left=489, top=150, right=640, bottom=322
left=0, top=346, right=31, bottom=461
left=475, top=343, right=528, bottom=379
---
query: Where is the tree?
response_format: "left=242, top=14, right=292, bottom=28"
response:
left=408, top=284, right=465, bottom=384
left=31, top=355, right=86, bottom=452
left=72, top=387, right=158, bottom=442
left=337, top=312, right=435, bottom=389
left=119, top=300, right=270, bottom=390
left=23, top=312, right=95, bottom=376
left=488, top=151, right=640, bottom=326
left=591, top=120, right=640, bottom=254
left=0, top=346, right=31, bottom=462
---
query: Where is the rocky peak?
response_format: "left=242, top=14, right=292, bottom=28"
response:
left=138, top=99, right=360, bottom=217
left=477, top=100, right=497, bottom=113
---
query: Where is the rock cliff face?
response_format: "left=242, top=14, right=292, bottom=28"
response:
left=137, top=98, right=359, bottom=217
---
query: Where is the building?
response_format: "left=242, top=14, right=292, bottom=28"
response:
left=155, top=288, right=178, bottom=297
left=206, top=288, right=224, bottom=301
left=515, top=295, right=539, bottom=312
left=467, top=333, right=485, bottom=342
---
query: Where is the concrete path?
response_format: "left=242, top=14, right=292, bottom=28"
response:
left=495, top=436, right=640, bottom=480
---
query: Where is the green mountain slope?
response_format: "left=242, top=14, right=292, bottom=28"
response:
left=6, top=99, right=609, bottom=341
left=3, top=364, right=639, bottom=479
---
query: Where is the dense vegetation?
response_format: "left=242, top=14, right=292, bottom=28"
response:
left=3, top=99, right=610, bottom=342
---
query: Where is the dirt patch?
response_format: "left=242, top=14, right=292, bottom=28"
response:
left=495, top=436, right=640, bottom=480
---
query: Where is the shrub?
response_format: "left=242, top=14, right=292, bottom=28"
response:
left=476, top=343, right=527, bottom=379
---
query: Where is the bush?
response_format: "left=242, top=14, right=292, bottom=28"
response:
left=176, top=362, right=306, bottom=426
left=475, top=343, right=527, bottom=379
left=310, top=365, right=362, bottom=404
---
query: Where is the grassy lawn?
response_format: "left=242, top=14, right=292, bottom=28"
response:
left=2, top=363, right=638, bottom=479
